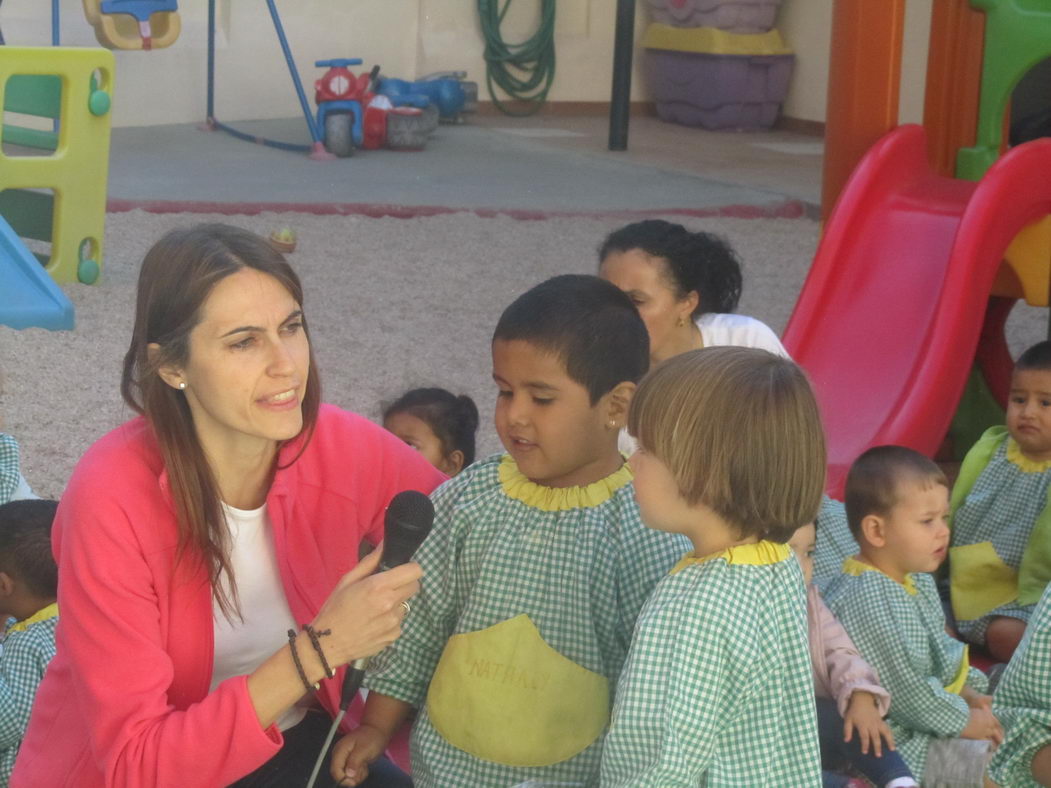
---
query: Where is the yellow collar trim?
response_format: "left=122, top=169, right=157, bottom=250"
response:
left=498, top=454, right=632, bottom=512
left=670, top=541, right=790, bottom=574
left=842, top=556, right=917, bottom=595
left=8, top=602, right=58, bottom=633
left=1006, top=438, right=1051, bottom=473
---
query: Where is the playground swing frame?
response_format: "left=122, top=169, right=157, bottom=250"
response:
left=203, top=0, right=333, bottom=159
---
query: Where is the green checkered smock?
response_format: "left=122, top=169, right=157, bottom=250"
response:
left=813, top=496, right=857, bottom=593
left=990, top=582, right=1051, bottom=787
left=0, top=434, right=21, bottom=505
left=823, top=561, right=988, bottom=777
left=600, top=541, right=822, bottom=787
left=951, top=438, right=1051, bottom=643
left=365, top=453, right=689, bottom=788
left=0, top=603, right=58, bottom=785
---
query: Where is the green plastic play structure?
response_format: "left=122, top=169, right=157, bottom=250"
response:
left=957, top=0, right=1051, bottom=181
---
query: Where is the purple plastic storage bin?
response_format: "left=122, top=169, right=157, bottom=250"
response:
left=645, top=0, right=784, bottom=34
left=645, top=49, right=793, bottom=130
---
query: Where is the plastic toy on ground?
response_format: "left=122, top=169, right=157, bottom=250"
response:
left=0, top=47, right=113, bottom=286
left=644, top=0, right=784, bottom=32
left=641, top=24, right=793, bottom=130
left=782, top=124, right=1051, bottom=497
left=82, top=0, right=180, bottom=50
left=313, top=59, right=370, bottom=158
left=376, top=73, right=477, bottom=124
left=0, top=215, right=73, bottom=331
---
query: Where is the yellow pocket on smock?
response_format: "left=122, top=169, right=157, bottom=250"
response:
left=950, top=541, right=1018, bottom=622
left=426, top=613, right=609, bottom=767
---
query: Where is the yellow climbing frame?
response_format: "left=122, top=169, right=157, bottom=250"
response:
left=0, top=47, right=113, bottom=285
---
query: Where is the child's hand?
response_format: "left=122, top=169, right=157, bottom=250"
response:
left=960, top=686, right=993, bottom=711
left=843, top=690, right=895, bottom=757
left=960, top=706, right=1004, bottom=746
left=329, top=724, right=389, bottom=785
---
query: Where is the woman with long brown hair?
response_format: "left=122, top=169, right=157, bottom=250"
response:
left=12, top=224, right=444, bottom=787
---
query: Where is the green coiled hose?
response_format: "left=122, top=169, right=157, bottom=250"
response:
left=477, top=0, right=556, bottom=116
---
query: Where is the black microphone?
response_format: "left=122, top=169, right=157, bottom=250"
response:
left=339, top=490, right=435, bottom=710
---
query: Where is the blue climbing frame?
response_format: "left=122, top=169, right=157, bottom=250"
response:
left=203, top=0, right=332, bottom=158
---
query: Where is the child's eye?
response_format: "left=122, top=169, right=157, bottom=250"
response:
left=806, top=549, right=815, bottom=559
left=1011, top=396, right=1026, bottom=405
left=533, top=397, right=554, bottom=406
left=496, top=389, right=512, bottom=398
left=1041, top=399, right=1051, bottom=408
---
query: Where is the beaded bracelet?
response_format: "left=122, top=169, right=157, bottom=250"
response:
left=303, top=625, right=335, bottom=679
left=287, top=629, right=320, bottom=693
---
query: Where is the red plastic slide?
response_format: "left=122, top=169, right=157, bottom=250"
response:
left=783, top=125, right=1051, bottom=497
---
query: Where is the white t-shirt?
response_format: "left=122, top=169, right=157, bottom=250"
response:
left=619, top=313, right=789, bottom=455
left=211, top=502, right=306, bottom=731
left=695, top=312, right=789, bottom=359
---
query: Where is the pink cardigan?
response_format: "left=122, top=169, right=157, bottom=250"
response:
left=808, top=583, right=891, bottom=717
left=12, top=405, right=445, bottom=787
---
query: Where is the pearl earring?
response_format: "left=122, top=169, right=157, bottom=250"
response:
left=178, top=382, right=187, bottom=390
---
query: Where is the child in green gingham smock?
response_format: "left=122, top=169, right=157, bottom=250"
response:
left=0, top=603, right=58, bottom=785
left=0, top=434, right=35, bottom=506
left=600, top=542, right=822, bottom=787
left=950, top=427, right=1051, bottom=645
left=365, top=454, right=690, bottom=788
left=990, top=582, right=1051, bottom=787
left=823, top=559, right=989, bottom=778
left=812, top=495, right=857, bottom=592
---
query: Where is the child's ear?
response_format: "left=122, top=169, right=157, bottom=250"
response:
left=440, top=450, right=465, bottom=476
left=604, top=381, right=637, bottom=430
left=0, top=572, right=15, bottom=599
left=859, top=514, right=887, bottom=548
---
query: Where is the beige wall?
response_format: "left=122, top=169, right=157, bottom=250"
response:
left=3, top=0, right=650, bottom=127
left=779, top=0, right=932, bottom=125
left=4, top=0, right=931, bottom=128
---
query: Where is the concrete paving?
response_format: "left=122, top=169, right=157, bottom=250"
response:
left=107, top=113, right=824, bottom=213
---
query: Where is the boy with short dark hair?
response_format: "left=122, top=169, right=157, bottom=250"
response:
left=0, top=500, right=59, bottom=786
left=824, top=446, right=1000, bottom=788
left=330, top=275, right=690, bottom=787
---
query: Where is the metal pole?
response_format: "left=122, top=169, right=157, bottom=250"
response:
left=264, top=0, right=323, bottom=144
left=51, top=0, right=59, bottom=45
left=206, top=0, right=215, bottom=121
left=608, top=0, right=636, bottom=151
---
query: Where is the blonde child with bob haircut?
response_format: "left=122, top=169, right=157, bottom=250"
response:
left=601, top=346, right=826, bottom=786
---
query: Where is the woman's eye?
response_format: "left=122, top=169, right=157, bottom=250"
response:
left=231, top=337, right=254, bottom=350
left=497, top=389, right=512, bottom=398
left=282, top=321, right=303, bottom=334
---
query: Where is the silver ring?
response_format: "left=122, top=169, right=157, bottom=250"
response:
left=401, top=601, right=411, bottom=616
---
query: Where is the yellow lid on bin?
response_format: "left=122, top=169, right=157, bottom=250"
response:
left=642, top=23, right=792, bottom=56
